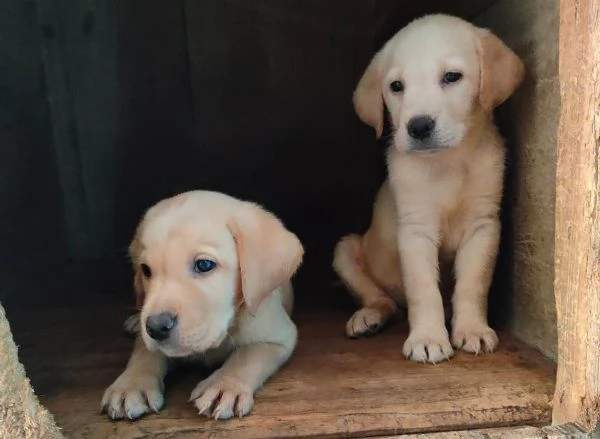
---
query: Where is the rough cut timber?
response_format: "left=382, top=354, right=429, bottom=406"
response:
left=552, top=0, right=600, bottom=431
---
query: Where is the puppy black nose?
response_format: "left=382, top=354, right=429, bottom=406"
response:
left=145, top=312, right=177, bottom=341
left=407, top=116, right=436, bottom=140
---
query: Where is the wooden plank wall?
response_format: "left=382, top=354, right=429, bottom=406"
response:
left=35, top=0, right=117, bottom=259
left=0, top=0, right=66, bottom=296
left=474, top=0, right=560, bottom=359
left=2, top=0, right=498, bottom=293
left=553, top=0, right=600, bottom=431
left=111, top=0, right=498, bottom=294
left=111, top=0, right=195, bottom=253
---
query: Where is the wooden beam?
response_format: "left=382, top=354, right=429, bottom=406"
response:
left=553, top=0, right=600, bottom=431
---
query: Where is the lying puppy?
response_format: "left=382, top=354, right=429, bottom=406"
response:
left=101, top=191, right=303, bottom=420
left=333, top=14, right=524, bottom=363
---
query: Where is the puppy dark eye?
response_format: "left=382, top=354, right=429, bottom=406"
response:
left=141, top=263, right=152, bottom=278
left=193, top=259, right=216, bottom=274
left=442, top=72, right=463, bottom=84
left=390, top=80, right=404, bottom=93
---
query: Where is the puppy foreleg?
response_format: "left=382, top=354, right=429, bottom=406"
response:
left=333, top=235, right=398, bottom=338
left=451, top=218, right=500, bottom=354
left=101, top=336, right=169, bottom=420
left=190, top=339, right=295, bottom=419
left=398, top=223, right=453, bottom=363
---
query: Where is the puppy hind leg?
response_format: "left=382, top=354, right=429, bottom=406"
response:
left=333, top=234, right=398, bottom=338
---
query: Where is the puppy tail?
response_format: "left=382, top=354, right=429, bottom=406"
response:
left=333, top=234, right=389, bottom=307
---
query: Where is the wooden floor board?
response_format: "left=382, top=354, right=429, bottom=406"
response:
left=6, top=286, right=556, bottom=439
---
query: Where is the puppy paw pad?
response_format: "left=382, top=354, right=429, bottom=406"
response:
left=346, top=307, right=385, bottom=338
left=452, top=325, right=498, bottom=354
left=191, top=377, right=254, bottom=420
left=402, top=330, right=454, bottom=364
left=101, top=373, right=164, bottom=421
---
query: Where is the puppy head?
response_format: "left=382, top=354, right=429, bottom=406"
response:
left=353, top=14, right=524, bottom=153
left=129, top=191, right=303, bottom=358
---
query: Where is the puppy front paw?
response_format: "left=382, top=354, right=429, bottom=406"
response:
left=452, top=323, right=498, bottom=354
left=346, top=307, right=386, bottom=338
left=402, top=327, right=454, bottom=364
left=190, top=374, right=254, bottom=420
left=101, top=372, right=164, bottom=420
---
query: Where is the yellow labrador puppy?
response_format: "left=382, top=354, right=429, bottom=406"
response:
left=333, top=14, right=524, bottom=364
left=102, top=191, right=303, bottom=420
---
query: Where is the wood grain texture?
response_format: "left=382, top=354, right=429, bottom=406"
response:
left=553, top=0, right=600, bottom=431
left=475, top=0, right=560, bottom=361
left=8, top=0, right=506, bottom=277
left=5, top=280, right=555, bottom=439
left=0, top=0, right=68, bottom=295
left=35, top=0, right=118, bottom=259
left=384, top=422, right=589, bottom=438
left=111, top=0, right=196, bottom=251
left=35, top=0, right=90, bottom=258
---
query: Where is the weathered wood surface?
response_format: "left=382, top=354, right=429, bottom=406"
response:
left=553, top=0, right=600, bottom=431
left=385, top=422, right=589, bottom=438
left=6, top=284, right=555, bottom=439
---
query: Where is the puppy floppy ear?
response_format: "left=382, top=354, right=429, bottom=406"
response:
left=128, top=226, right=146, bottom=310
left=353, top=50, right=386, bottom=138
left=228, top=203, right=304, bottom=314
left=476, top=28, right=525, bottom=111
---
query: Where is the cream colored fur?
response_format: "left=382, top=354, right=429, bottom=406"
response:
left=333, top=14, right=524, bottom=364
left=102, top=191, right=303, bottom=420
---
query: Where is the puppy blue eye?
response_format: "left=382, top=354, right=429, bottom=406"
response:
left=390, top=80, right=404, bottom=93
left=442, top=72, right=463, bottom=84
left=193, top=259, right=216, bottom=274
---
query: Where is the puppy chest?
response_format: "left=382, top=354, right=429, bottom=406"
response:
left=437, top=184, right=479, bottom=253
left=439, top=208, right=468, bottom=255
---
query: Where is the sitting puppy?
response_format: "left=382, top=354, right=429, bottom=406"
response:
left=333, top=14, right=524, bottom=364
left=102, top=191, right=303, bottom=420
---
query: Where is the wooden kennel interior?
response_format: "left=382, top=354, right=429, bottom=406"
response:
left=1, top=0, right=598, bottom=437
